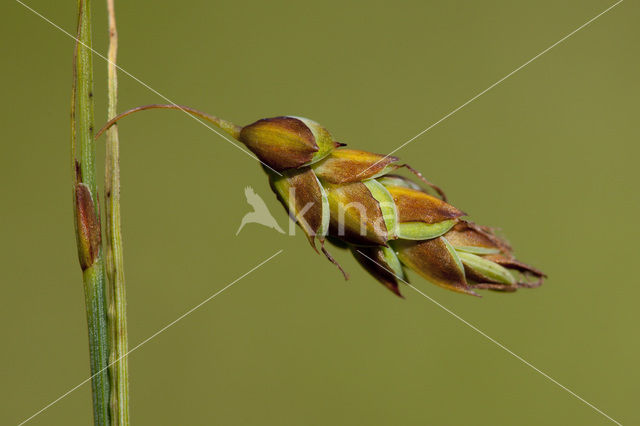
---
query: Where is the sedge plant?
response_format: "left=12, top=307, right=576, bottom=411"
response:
left=71, top=2, right=544, bottom=423
left=71, top=0, right=128, bottom=424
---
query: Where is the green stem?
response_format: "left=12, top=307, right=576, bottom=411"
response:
left=73, top=0, right=111, bottom=424
left=82, top=262, right=111, bottom=426
left=77, top=0, right=97, bottom=192
left=104, top=0, right=130, bottom=424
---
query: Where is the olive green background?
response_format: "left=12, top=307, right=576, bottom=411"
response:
left=2, top=0, right=638, bottom=425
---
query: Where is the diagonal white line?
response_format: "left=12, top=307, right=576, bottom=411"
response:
left=359, top=0, right=624, bottom=177
left=17, top=249, right=284, bottom=426
left=356, top=249, right=623, bottom=426
left=14, top=0, right=282, bottom=176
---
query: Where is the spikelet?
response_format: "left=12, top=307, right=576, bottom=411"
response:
left=98, top=106, right=545, bottom=297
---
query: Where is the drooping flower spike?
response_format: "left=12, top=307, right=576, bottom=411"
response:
left=98, top=105, right=545, bottom=297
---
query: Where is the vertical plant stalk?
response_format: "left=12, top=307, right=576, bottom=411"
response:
left=104, top=0, right=129, bottom=424
left=72, top=0, right=111, bottom=424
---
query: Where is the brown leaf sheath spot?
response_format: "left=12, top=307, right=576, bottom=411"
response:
left=239, top=117, right=318, bottom=170
left=326, top=182, right=388, bottom=246
left=394, top=238, right=475, bottom=295
left=313, top=149, right=399, bottom=183
left=75, top=183, right=101, bottom=270
left=387, top=186, right=465, bottom=224
left=74, top=159, right=82, bottom=183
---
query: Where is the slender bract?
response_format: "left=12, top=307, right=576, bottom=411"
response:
left=104, top=0, right=129, bottom=424
left=72, top=0, right=110, bottom=424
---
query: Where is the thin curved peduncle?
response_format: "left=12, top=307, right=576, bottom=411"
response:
left=95, top=104, right=242, bottom=140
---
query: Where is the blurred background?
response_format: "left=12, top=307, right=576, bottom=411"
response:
left=2, top=0, right=638, bottom=424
